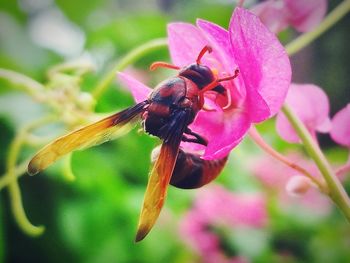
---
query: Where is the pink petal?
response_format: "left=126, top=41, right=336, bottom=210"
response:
left=188, top=108, right=251, bottom=160
left=276, top=111, right=301, bottom=143
left=117, top=71, right=152, bottom=103
left=285, top=0, right=328, bottom=32
left=317, top=117, right=332, bottom=133
left=251, top=0, right=327, bottom=33
left=196, top=19, right=235, bottom=74
left=251, top=0, right=289, bottom=33
left=192, top=186, right=267, bottom=227
left=330, top=104, right=350, bottom=147
left=180, top=185, right=268, bottom=262
left=167, top=23, right=208, bottom=67
left=196, top=19, right=245, bottom=105
left=168, top=21, right=232, bottom=75
left=229, top=7, right=291, bottom=121
left=276, top=84, right=331, bottom=143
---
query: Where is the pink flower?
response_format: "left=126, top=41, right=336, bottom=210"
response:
left=251, top=153, right=332, bottom=216
left=330, top=104, right=350, bottom=148
left=251, top=0, right=328, bottom=33
left=180, top=185, right=267, bottom=263
left=118, top=7, right=291, bottom=160
left=276, top=83, right=331, bottom=143
left=330, top=104, right=350, bottom=177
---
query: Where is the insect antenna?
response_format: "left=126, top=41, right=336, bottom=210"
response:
left=199, top=69, right=239, bottom=95
left=150, top=62, right=180, bottom=71
left=196, top=45, right=213, bottom=64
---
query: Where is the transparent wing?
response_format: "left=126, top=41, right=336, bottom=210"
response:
left=28, top=101, right=148, bottom=175
left=135, top=109, right=190, bottom=242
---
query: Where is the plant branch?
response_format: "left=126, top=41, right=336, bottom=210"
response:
left=282, top=105, right=350, bottom=221
left=0, top=69, right=45, bottom=100
left=3, top=115, right=55, bottom=236
left=248, top=126, right=326, bottom=192
left=6, top=131, right=44, bottom=236
left=92, top=38, right=168, bottom=100
left=0, top=161, right=28, bottom=191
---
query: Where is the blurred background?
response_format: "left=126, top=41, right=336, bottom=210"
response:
left=0, top=0, right=349, bottom=262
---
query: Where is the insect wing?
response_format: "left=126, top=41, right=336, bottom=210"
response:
left=28, top=101, right=148, bottom=175
left=135, top=110, right=190, bottom=242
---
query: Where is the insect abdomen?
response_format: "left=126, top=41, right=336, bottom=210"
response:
left=170, top=149, right=228, bottom=189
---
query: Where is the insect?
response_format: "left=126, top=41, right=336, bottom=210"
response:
left=27, top=45, right=239, bottom=242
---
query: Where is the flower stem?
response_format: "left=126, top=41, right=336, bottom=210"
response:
left=47, top=59, right=95, bottom=79
left=3, top=115, right=54, bottom=236
left=0, top=161, right=28, bottom=191
left=285, top=0, right=350, bottom=56
left=62, top=153, right=76, bottom=182
left=282, top=105, right=350, bottom=221
left=0, top=69, right=45, bottom=100
left=248, top=126, right=326, bottom=192
left=6, top=132, right=45, bottom=236
left=92, top=38, right=168, bottom=100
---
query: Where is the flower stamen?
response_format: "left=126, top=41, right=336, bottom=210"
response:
left=222, top=88, right=232, bottom=110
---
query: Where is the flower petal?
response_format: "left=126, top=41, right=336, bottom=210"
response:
left=229, top=7, right=291, bottom=120
left=276, top=84, right=331, bottom=143
left=285, top=0, right=327, bottom=32
left=276, top=111, right=301, bottom=143
left=167, top=23, right=208, bottom=67
left=187, top=108, right=251, bottom=160
left=117, top=71, right=152, bottom=103
left=330, top=104, right=350, bottom=148
left=316, top=117, right=332, bottom=133
left=196, top=19, right=235, bottom=73
left=251, top=0, right=289, bottom=33
left=196, top=19, right=245, bottom=104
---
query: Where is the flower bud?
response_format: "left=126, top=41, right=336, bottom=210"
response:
left=77, top=92, right=96, bottom=111
left=286, top=175, right=312, bottom=197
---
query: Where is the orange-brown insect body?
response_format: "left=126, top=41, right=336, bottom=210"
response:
left=170, top=149, right=228, bottom=189
left=143, top=63, right=226, bottom=189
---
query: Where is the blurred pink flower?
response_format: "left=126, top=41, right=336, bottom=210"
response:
left=330, top=104, right=350, bottom=148
left=180, top=185, right=267, bottom=263
left=118, top=7, right=291, bottom=160
left=251, top=0, right=328, bottom=33
left=276, top=83, right=331, bottom=143
left=251, top=153, right=331, bottom=216
left=330, top=104, right=350, bottom=177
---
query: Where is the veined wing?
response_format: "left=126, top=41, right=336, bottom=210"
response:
left=135, top=109, right=190, bottom=242
left=28, top=101, right=148, bottom=175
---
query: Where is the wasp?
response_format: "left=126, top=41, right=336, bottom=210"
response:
left=28, top=46, right=239, bottom=241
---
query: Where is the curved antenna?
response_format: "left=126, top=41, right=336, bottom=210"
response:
left=150, top=62, right=180, bottom=71
left=199, top=69, right=240, bottom=95
left=196, top=45, right=213, bottom=65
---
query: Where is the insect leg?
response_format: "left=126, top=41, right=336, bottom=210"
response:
left=182, top=128, right=208, bottom=146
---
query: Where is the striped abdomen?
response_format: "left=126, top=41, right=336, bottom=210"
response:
left=170, top=149, right=228, bottom=189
